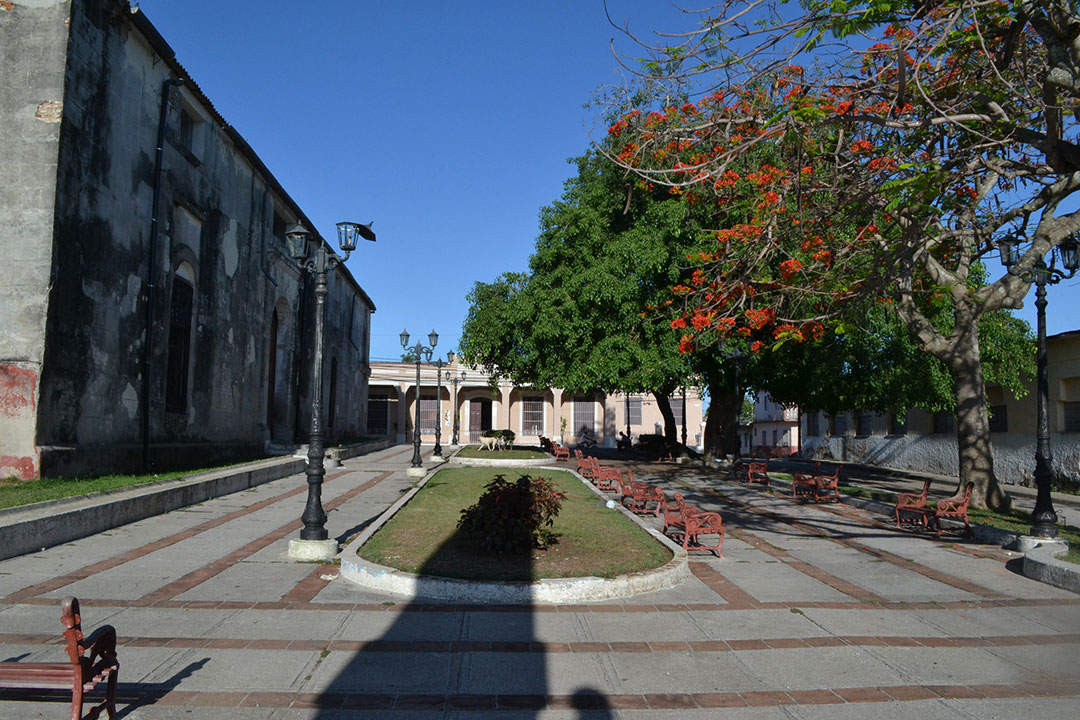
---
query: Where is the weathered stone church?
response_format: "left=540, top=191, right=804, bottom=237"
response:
left=1, top=0, right=375, bottom=479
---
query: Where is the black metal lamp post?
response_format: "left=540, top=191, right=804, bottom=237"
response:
left=286, top=221, right=375, bottom=553
left=999, top=231, right=1080, bottom=538
left=430, top=356, right=447, bottom=457
left=400, top=329, right=437, bottom=468
left=445, top=352, right=467, bottom=447
left=681, top=386, right=688, bottom=446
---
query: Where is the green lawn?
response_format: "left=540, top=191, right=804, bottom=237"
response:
left=358, top=467, right=672, bottom=581
left=0, top=462, right=249, bottom=511
left=0, top=470, right=199, bottom=510
left=455, top=446, right=550, bottom=460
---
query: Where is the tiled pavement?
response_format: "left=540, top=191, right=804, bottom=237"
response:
left=0, top=446, right=1077, bottom=718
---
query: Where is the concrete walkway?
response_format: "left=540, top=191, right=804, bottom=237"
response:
left=1, top=446, right=1077, bottom=718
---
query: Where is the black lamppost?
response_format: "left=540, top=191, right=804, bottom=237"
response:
left=430, top=356, right=447, bottom=458
left=999, top=231, right=1079, bottom=538
left=681, top=386, right=688, bottom=447
left=445, top=352, right=467, bottom=447
left=400, top=328, right=437, bottom=469
left=286, top=221, right=375, bottom=558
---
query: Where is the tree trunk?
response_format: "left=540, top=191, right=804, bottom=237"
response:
left=704, top=388, right=740, bottom=462
left=653, top=392, right=678, bottom=443
left=937, top=322, right=1013, bottom=510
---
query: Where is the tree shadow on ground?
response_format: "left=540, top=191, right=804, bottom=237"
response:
left=312, top=469, right=613, bottom=717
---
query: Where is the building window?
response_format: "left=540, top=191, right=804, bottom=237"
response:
left=522, top=396, right=544, bottom=435
left=368, top=394, right=388, bottom=435
left=573, top=397, right=594, bottom=436
left=772, top=429, right=778, bottom=446
left=933, top=412, right=955, bottom=434
left=807, top=413, right=821, bottom=437
left=988, top=405, right=1008, bottom=433
left=177, top=99, right=204, bottom=161
left=857, top=411, right=874, bottom=436
left=1064, top=402, right=1080, bottom=432
left=419, top=395, right=438, bottom=433
left=625, top=397, right=642, bottom=426
left=165, top=266, right=195, bottom=413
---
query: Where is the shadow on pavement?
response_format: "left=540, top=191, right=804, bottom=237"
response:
left=313, top=468, right=612, bottom=716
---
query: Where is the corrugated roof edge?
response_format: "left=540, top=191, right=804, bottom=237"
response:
left=124, top=4, right=376, bottom=313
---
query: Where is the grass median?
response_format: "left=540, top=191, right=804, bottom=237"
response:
left=454, top=446, right=550, bottom=460
left=0, top=463, right=249, bottom=511
left=358, top=467, right=672, bottom=581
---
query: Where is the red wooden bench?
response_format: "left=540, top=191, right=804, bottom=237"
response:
left=550, top=440, right=569, bottom=461
left=932, top=482, right=973, bottom=537
left=660, top=492, right=725, bottom=557
left=0, top=597, right=119, bottom=720
left=894, top=478, right=933, bottom=528
left=746, top=460, right=770, bottom=487
left=619, top=474, right=663, bottom=517
left=583, top=457, right=620, bottom=492
left=791, top=461, right=821, bottom=500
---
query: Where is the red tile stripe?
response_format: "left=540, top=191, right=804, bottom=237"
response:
left=3, top=632, right=1077, bottom=652
left=140, top=470, right=393, bottom=603
left=688, top=483, right=1009, bottom=599
left=4, top=682, right=1072, bottom=711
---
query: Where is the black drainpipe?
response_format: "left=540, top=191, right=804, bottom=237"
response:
left=143, top=77, right=183, bottom=472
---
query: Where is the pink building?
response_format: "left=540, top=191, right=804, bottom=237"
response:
left=366, top=358, right=705, bottom=450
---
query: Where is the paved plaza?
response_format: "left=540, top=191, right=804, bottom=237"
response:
left=1, top=445, right=1078, bottom=718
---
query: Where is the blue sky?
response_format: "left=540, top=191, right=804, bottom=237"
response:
left=138, top=1, right=1079, bottom=362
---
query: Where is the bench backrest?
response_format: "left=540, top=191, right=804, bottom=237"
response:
left=61, top=597, right=86, bottom=666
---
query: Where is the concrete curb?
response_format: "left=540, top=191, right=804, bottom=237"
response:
left=340, top=465, right=690, bottom=604
left=1023, top=542, right=1080, bottom=594
left=0, top=439, right=391, bottom=561
left=448, top=455, right=555, bottom=468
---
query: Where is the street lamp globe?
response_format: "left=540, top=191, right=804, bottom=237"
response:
left=997, top=233, right=1020, bottom=267
left=335, top=221, right=375, bottom=252
left=1061, top=233, right=1080, bottom=271
left=285, top=223, right=311, bottom=261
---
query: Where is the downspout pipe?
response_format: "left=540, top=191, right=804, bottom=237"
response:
left=143, top=77, right=183, bottom=472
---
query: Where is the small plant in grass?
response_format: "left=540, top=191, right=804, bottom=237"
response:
left=457, top=474, right=564, bottom=554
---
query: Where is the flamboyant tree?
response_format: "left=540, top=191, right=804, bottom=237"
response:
left=602, top=0, right=1077, bottom=508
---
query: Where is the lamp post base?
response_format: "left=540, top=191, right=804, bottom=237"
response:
left=288, top=538, right=338, bottom=561
left=406, top=466, right=427, bottom=479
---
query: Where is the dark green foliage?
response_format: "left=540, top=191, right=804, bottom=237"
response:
left=481, top=429, right=516, bottom=446
left=457, top=475, right=564, bottom=554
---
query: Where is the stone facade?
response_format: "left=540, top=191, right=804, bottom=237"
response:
left=0, top=1, right=375, bottom=478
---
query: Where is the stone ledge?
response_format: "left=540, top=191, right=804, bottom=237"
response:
left=448, top=455, right=555, bottom=468
left=1022, top=542, right=1079, bottom=594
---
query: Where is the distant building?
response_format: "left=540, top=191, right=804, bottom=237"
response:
left=799, top=330, right=1080, bottom=486
left=367, top=358, right=705, bottom=450
left=0, top=0, right=375, bottom=478
left=750, top=392, right=800, bottom=457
